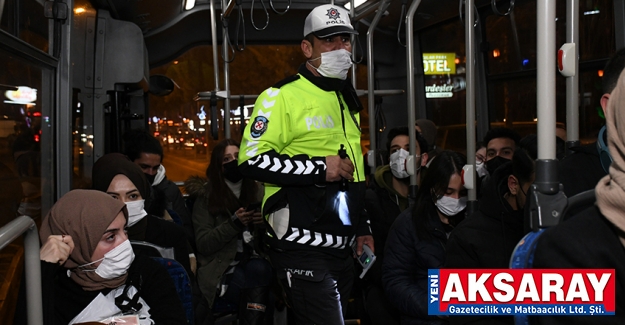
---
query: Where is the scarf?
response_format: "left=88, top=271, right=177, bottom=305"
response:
left=595, top=70, right=625, bottom=248
left=39, top=190, right=129, bottom=291
left=92, top=153, right=151, bottom=205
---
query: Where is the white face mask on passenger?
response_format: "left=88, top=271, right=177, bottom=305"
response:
left=475, top=160, right=489, bottom=178
left=78, top=239, right=135, bottom=279
left=435, top=195, right=467, bottom=217
left=390, top=149, right=421, bottom=179
left=309, top=49, right=352, bottom=80
left=125, top=200, right=147, bottom=227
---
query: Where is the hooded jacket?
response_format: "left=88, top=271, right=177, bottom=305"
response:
left=531, top=70, right=625, bottom=325
left=446, top=162, right=525, bottom=269
left=445, top=162, right=524, bottom=325
left=238, top=64, right=369, bottom=257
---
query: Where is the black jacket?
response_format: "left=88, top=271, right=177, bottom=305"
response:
left=154, top=176, right=195, bottom=246
left=558, top=142, right=606, bottom=198
left=532, top=206, right=625, bottom=325
left=364, top=165, right=409, bottom=287
left=382, top=206, right=449, bottom=325
left=128, top=214, right=193, bottom=277
left=445, top=163, right=524, bottom=325
left=42, top=254, right=186, bottom=324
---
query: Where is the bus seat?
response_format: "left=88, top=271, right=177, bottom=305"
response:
left=509, top=189, right=595, bottom=325
left=151, top=257, right=194, bottom=324
left=130, top=240, right=175, bottom=260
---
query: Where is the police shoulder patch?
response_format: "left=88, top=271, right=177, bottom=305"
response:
left=250, top=116, right=269, bottom=138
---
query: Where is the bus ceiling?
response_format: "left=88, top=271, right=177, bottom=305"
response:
left=80, top=0, right=500, bottom=67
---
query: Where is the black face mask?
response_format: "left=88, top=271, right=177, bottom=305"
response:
left=485, top=156, right=511, bottom=175
left=223, top=160, right=243, bottom=183
left=144, top=173, right=156, bottom=185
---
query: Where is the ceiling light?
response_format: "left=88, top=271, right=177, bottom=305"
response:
left=184, top=0, right=196, bottom=10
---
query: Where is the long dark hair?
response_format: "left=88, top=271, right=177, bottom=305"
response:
left=206, top=139, right=258, bottom=214
left=412, top=150, right=466, bottom=240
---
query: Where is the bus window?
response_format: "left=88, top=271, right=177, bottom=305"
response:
left=147, top=44, right=368, bottom=182
left=0, top=0, right=50, bottom=53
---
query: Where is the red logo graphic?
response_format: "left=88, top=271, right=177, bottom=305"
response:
left=326, top=8, right=341, bottom=20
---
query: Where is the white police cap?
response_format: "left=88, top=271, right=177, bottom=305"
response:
left=303, top=4, right=358, bottom=38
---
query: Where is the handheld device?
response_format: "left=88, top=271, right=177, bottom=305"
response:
left=338, top=144, right=349, bottom=192
left=352, top=242, right=376, bottom=279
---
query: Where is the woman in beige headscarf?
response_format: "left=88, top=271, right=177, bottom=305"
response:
left=532, top=70, right=625, bottom=324
left=37, top=189, right=186, bottom=324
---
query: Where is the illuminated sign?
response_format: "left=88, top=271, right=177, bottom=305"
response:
left=423, top=53, right=456, bottom=75
left=4, top=86, right=37, bottom=105
left=426, top=84, right=454, bottom=98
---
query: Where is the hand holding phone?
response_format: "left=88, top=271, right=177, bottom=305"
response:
left=246, top=202, right=261, bottom=212
left=352, top=242, right=376, bottom=279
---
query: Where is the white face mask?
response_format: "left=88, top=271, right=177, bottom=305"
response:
left=390, top=148, right=410, bottom=179
left=125, top=200, right=147, bottom=227
left=435, top=195, right=467, bottom=217
left=312, top=49, right=352, bottom=80
left=79, top=239, right=135, bottom=279
left=476, top=160, right=489, bottom=178
left=390, top=148, right=421, bottom=179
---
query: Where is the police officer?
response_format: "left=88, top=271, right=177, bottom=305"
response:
left=239, top=4, right=373, bottom=324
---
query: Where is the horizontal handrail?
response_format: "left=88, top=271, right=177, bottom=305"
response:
left=0, top=216, right=42, bottom=325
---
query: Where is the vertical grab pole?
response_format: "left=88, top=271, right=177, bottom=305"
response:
left=210, top=0, right=220, bottom=91
left=222, top=0, right=231, bottom=139
left=24, top=222, right=42, bottom=325
left=565, top=0, right=580, bottom=150
left=405, top=0, right=423, bottom=201
left=465, top=0, right=477, bottom=209
left=525, top=0, right=567, bottom=233
left=350, top=0, right=357, bottom=88
left=536, top=0, right=559, bottom=195
left=366, top=0, right=391, bottom=173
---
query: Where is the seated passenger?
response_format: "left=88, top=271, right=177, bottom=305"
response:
left=185, top=139, right=272, bottom=325
left=445, top=147, right=535, bottom=325
left=38, top=189, right=186, bottom=324
left=91, top=153, right=192, bottom=276
left=483, top=127, right=521, bottom=175
left=531, top=69, right=625, bottom=324
left=123, top=128, right=194, bottom=246
left=383, top=150, right=467, bottom=324
left=364, top=126, right=429, bottom=325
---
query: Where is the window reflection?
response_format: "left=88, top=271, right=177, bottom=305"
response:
left=0, top=51, right=46, bottom=226
left=0, top=0, right=50, bottom=53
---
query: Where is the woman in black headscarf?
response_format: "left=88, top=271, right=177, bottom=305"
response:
left=91, top=153, right=192, bottom=275
left=38, top=189, right=186, bottom=324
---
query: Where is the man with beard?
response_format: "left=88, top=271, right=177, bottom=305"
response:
left=362, top=126, right=429, bottom=325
